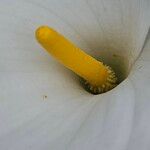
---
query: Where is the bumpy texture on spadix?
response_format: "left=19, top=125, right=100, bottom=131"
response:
left=35, top=26, right=117, bottom=94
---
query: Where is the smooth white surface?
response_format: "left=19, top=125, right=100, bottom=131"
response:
left=0, top=0, right=150, bottom=149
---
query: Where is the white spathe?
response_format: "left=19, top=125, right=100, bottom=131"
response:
left=0, top=0, right=150, bottom=150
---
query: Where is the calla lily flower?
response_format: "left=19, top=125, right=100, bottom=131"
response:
left=0, top=0, right=149, bottom=149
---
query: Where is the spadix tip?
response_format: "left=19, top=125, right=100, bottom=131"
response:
left=35, top=26, right=56, bottom=42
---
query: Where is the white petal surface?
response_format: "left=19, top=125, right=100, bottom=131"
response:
left=0, top=0, right=149, bottom=150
